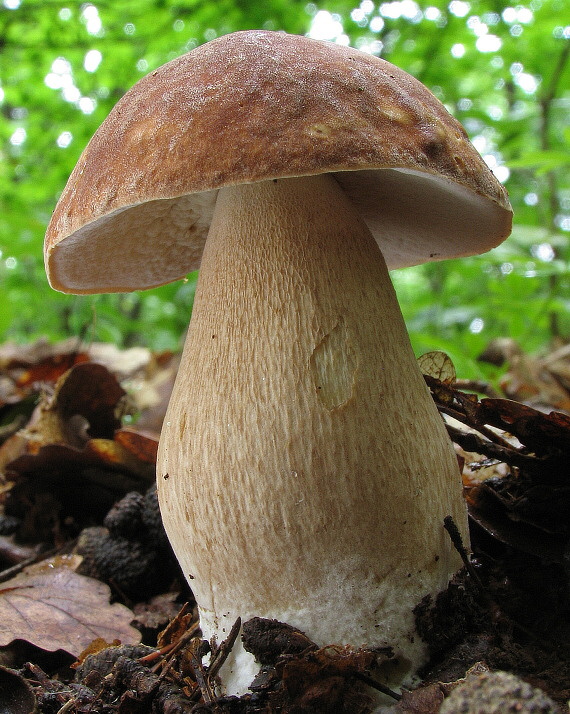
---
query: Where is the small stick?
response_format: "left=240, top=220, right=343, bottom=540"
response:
left=150, top=621, right=201, bottom=675
left=445, top=423, right=542, bottom=473
left=190, top=651, right=217, bottom=704
left=354, top=671, right=402, bottom=701
left=55, top=699, right=76, bottom=714
left=443, top=516, right=485, bottom=594
left=454, top=379, right=501, bottom=399
left=208, top=617, right=242, bottom=679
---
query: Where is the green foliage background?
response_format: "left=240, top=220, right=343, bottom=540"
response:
left=1, top=0, right=569, bottom=378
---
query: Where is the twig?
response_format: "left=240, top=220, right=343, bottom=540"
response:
left=353, top=671, right=402, bottom=701
left=55, top=699, right=76, bottom=714
left=150, top=621, right=201, bottom=676
left=454, top=379, right=501, bottom=399
left=424, top=375, right=515, bottom=450
left=445, top=423, right=547, bottom=474
left=190, top=651, right=217, bottom=705
left=437, top=403, right=515, bottom=450
left=443, top=516, right=485, bottom=594
left=208, top=617, right=242, bottom=679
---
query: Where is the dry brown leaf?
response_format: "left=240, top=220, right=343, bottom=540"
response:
left=21, top=362, right=125, bottom=455
left=419, top=352, right=459, bottom=409
left=24, top=553, right=83, bottom=574
left=0, top=337, right=83, bottom=368
left=73, top=636, right=122, bottom=669
left=396, top=683, right=445, bottom=713
left=7, top=442, right=151, bottom=492
left=15, top=352, right=90, bottom=388
left=157, top=603, right=195, bottom=649
left=276, top=643, right=379, bottom=713
left=132, top=592, right=182, bottom=632
left=114, top=428, right=159, bottom=464
left=418, top=351, right=456, bottom=384
left=0, top=566, right=140, bottom=656
left=8, top=362, right=155, bottom=485
left=49, top=362, right=125, bottom=439
left=130, top=352, right=179, bottom=435
left=478, top=398, right=570, bottom=455
left=85, top=436, right=156, bottom=479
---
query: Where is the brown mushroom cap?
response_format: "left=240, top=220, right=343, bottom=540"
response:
left=45, top=29, right=512, bottom=294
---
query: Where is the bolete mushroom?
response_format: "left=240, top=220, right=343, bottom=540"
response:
left=45, top=30, right=512, bottom=695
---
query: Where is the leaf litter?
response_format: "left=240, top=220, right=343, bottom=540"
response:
left=0, top=562, right=140, bottom=655
left=0, top=339, right=568, bottom=712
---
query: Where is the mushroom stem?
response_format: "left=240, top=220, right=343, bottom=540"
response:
left=157, top=173, right=467, bottom=693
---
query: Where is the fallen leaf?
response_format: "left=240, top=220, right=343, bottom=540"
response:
left=24, top=553, right=83, bottom=574
left=157, top=603, right=195, bottom=649
left=88, top=342, right=152, bottom=380
left=478, top=398, right=570, bottom=456
left=73, top=637, right=121, bottom=669
left=129, top=352, right=179, bottom=436
left=114, top=428, right=159, bottom=464
left=19, top=362, right=125, bottom=457
left=467, top=503, right=567, bottom=563
left=0, top=337, right=84, bottom=369
left=3, top=440, right=154, bottom=544
left=419, top=352, right=461, bottom=409
left=86, top=437, right=156, bottom=478
left=277, top=644, right=380, bottom=713
left=15, top=352, right=89, bottom=388
left=418, top=351, right=456, bottom=384
left=132, top=592, right=182, bottom=632
left=0, top=566, right=140, bottom=656
left=396, top=683, right=445, bottom=714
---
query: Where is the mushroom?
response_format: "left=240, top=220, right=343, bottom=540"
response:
left=45, top=30, right=512, bottom=695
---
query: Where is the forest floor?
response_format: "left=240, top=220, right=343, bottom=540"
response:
left=0, top=337, right=568, bottom=713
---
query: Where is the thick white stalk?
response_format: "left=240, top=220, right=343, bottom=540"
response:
left=157, top=174, right=467, bottom=693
